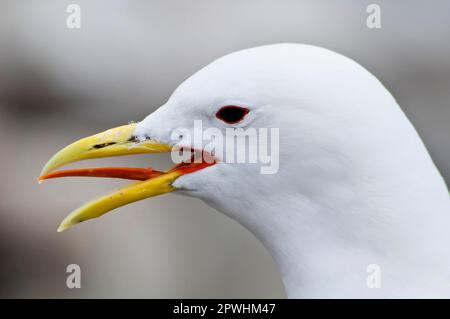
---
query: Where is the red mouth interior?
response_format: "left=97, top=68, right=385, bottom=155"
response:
left=39, top=152, right=216, bottom=182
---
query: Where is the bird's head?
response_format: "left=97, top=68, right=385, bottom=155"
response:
left=39, top=43, right=397, bottom=232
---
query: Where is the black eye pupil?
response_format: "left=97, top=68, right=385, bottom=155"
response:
left=216, top=106, right=249, bottom=124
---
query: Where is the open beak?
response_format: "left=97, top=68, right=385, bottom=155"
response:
left=39, top=123, right=213, bottom=232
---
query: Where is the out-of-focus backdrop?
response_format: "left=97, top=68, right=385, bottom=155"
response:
left=0, top=0, right=448, bottom=298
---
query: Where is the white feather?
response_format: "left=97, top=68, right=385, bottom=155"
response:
left=136, top=44, right=450, bottom=298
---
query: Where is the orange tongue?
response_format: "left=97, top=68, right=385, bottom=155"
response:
left=39, top=167, right=164, bottom=181
left=38, top=161, right=215, bottom=182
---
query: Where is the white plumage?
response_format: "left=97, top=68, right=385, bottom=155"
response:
left=134, top=43, right=450, bottom=298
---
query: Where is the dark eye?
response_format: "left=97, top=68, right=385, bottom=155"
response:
left=215, top=106, right=250, bottom=124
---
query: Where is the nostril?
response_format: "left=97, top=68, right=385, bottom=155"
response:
left=92, top=142, right=116, bottom=149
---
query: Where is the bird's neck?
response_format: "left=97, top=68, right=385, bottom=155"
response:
left=218, top=194, right=386, bottom=298
left=214, top=184, right=448, bottom=298
left=203, top=153, right=449, bottom=298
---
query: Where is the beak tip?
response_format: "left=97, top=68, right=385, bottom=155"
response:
left=39, top=170, right=49, bottom=181
left=57, top=222, right=72, bottom=232
left=41, top=154, right=63, bottom=178
left=40, top=166, right=51, bottom=178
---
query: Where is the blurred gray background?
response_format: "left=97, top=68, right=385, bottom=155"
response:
left=0, top=0, right=448, bottom=298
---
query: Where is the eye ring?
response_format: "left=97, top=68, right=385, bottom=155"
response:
left=215, top=106, right=250, bottom=124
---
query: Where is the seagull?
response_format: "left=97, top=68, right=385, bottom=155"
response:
left=39, top=43, right=450, bottom=298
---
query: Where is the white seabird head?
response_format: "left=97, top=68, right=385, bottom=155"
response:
left=40, top=43, right=450, bottom=298
left=132, top=42, right=421, bottom=221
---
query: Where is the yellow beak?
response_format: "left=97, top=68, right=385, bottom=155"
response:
left=40, top=123, right=171, bottom=177
left=39, top=123, right=212, bottom=232
left=54, top=171, right=183, bottom=232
